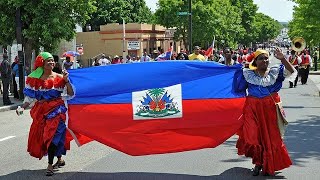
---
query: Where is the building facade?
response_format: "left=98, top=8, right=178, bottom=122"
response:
left=76, top=23, right=184, bottom=67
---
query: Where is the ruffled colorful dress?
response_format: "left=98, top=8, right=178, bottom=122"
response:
left=23, top=75, right=71, bottom=159
left=234, top=64, right=293, bottom=175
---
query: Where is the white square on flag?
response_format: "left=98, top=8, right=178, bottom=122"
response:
left=132, top=84, right=183, bottom=120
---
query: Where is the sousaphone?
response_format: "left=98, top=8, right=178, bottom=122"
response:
left=291, top=37, right=306, bottom=52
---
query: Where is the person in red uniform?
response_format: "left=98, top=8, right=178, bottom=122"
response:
left=288, top=50, right=301, bottom=88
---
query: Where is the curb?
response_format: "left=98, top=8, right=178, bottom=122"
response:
left=0, top=103, right=23, bottom=113
left=309, top=71, right=320, bottom=75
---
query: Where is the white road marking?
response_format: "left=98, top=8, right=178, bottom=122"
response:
left=0, top=136, right=16, bottom=142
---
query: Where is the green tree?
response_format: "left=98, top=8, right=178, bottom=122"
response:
left=155, top=0, right=244, bottom=50
left=87, top=0, right=154, bottom=31
left=288, top=0, right=320, bottom=47
left=230, top=0, right=258, bottom=46
left=251, top=13, right=282, bottom=44
left=0, top=0, right=95, bottom=69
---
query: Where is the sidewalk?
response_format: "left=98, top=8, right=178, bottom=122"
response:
left=309, top=70, right=320, bottom=75
left=0, top=94, right=23, bottom=112
left=309, top=73, right=320, bottom=96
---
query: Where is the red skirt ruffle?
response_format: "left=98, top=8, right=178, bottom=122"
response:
left=27, top=98, right=69, bottom=159
left=236, top=93, right=292, bottom=175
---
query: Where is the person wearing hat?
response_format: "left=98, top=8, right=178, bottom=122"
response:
left=98, top=54, right=111, bottom=66
left=16, top=52, right=75, bottom=176
left=112, top=55, right=121, bottom=64
left=235, top=48, right=295, bottom=176
left=188, top=46, right=205, bottom=61
left=0, top=53, right=14, bottom=105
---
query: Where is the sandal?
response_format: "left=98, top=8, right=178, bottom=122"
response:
left=53, top=160, right=65, bottom=169
left=252, top=165, right=262, bottom=176
left=46, top=168, right=54, bottom=176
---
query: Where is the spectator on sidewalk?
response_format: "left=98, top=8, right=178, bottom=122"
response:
left=98, top=54, right=111, bottom=66
left=11, top=56, right=19, bottom=99
left=140, top=52, right=151, bottom=62
left=188, top=46, right=205, bottom=61
left=92, top=58, right=100, bottom=66
left=12, top=56, right=27, bottom=99
left=62, top=56, right=73, bottom=70
left=111, top=55, right=121, bottom=64
left=0, top=53, right=14, bottom=105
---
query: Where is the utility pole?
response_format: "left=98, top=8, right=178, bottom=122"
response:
left=15, top=7, right=24, bottom=99
left=188, top=0, right=192, bottom=53
left=122, top=18, right=126, bottom=61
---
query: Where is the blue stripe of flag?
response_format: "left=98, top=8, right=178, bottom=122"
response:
left=68, top=61, right=245, bottom=104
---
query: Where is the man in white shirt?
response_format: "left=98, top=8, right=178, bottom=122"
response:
left=99, top=54, right=111, bottom=66
left=140, top=52, right=151, bottom=62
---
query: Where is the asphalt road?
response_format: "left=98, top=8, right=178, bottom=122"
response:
left=0, top=56, right=319, bottom=180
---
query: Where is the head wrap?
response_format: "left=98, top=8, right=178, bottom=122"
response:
left=249, top=49, right=269, bottom=70
left=28, top=52, right=54, bottom=79
left=253, top=49, right=269, bottom=59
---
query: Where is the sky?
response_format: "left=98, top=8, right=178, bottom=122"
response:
left=145, top=0, right=295, bottom=22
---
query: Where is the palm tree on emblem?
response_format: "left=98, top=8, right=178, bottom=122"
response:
left=147, top=88, right=166, bottom=112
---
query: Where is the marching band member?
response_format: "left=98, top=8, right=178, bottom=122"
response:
left=299, top=50, right=313, bottom=85
left=288, top=50, right=302, bottom=88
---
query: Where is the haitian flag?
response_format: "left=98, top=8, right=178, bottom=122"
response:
left=67, top=61, right=246, bottom=156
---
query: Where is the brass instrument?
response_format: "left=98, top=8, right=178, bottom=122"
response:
left=291, top=37, right=306, bottom=52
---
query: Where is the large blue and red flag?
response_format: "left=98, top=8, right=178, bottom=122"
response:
left=67, top=61, right=246, bottom=156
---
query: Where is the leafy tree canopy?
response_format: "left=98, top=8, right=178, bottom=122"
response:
left=288, top=0, right=320, bottom=46
left=0, top=0, right=96, bottom=51
left=155, top=0, right=245, bottom=49
left=252, top=13, right=282, bottom=43
left=230, top=0, right=258, bottom=46
left=87, top=0, right=154, bottom=31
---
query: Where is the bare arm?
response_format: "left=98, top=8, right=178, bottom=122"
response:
left=16, top=97, right=33, bottom=115
left=60, top=71, right=74, bottom=96
left=65, top=81, right=74, bottom=96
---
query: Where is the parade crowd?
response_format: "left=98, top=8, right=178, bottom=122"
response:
left=92, top=45, right=318, bottom=89
left=0, top=45, right=319, bottom=177
left=1, top=45, right=318, bottom=106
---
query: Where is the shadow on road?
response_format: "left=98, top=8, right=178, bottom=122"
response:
left=284, top=115, right=320, bottom=166
left=283, top=106, right=320, bottom=109
left=0, top=167, right=286, bottom=180
left=220, top=114, right=320, bottom=174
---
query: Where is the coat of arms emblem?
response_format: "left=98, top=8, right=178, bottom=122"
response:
left=132, top=84, right=183, bottom=120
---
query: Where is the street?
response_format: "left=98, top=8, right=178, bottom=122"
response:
left=0, top=57, right=320, bottom=180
